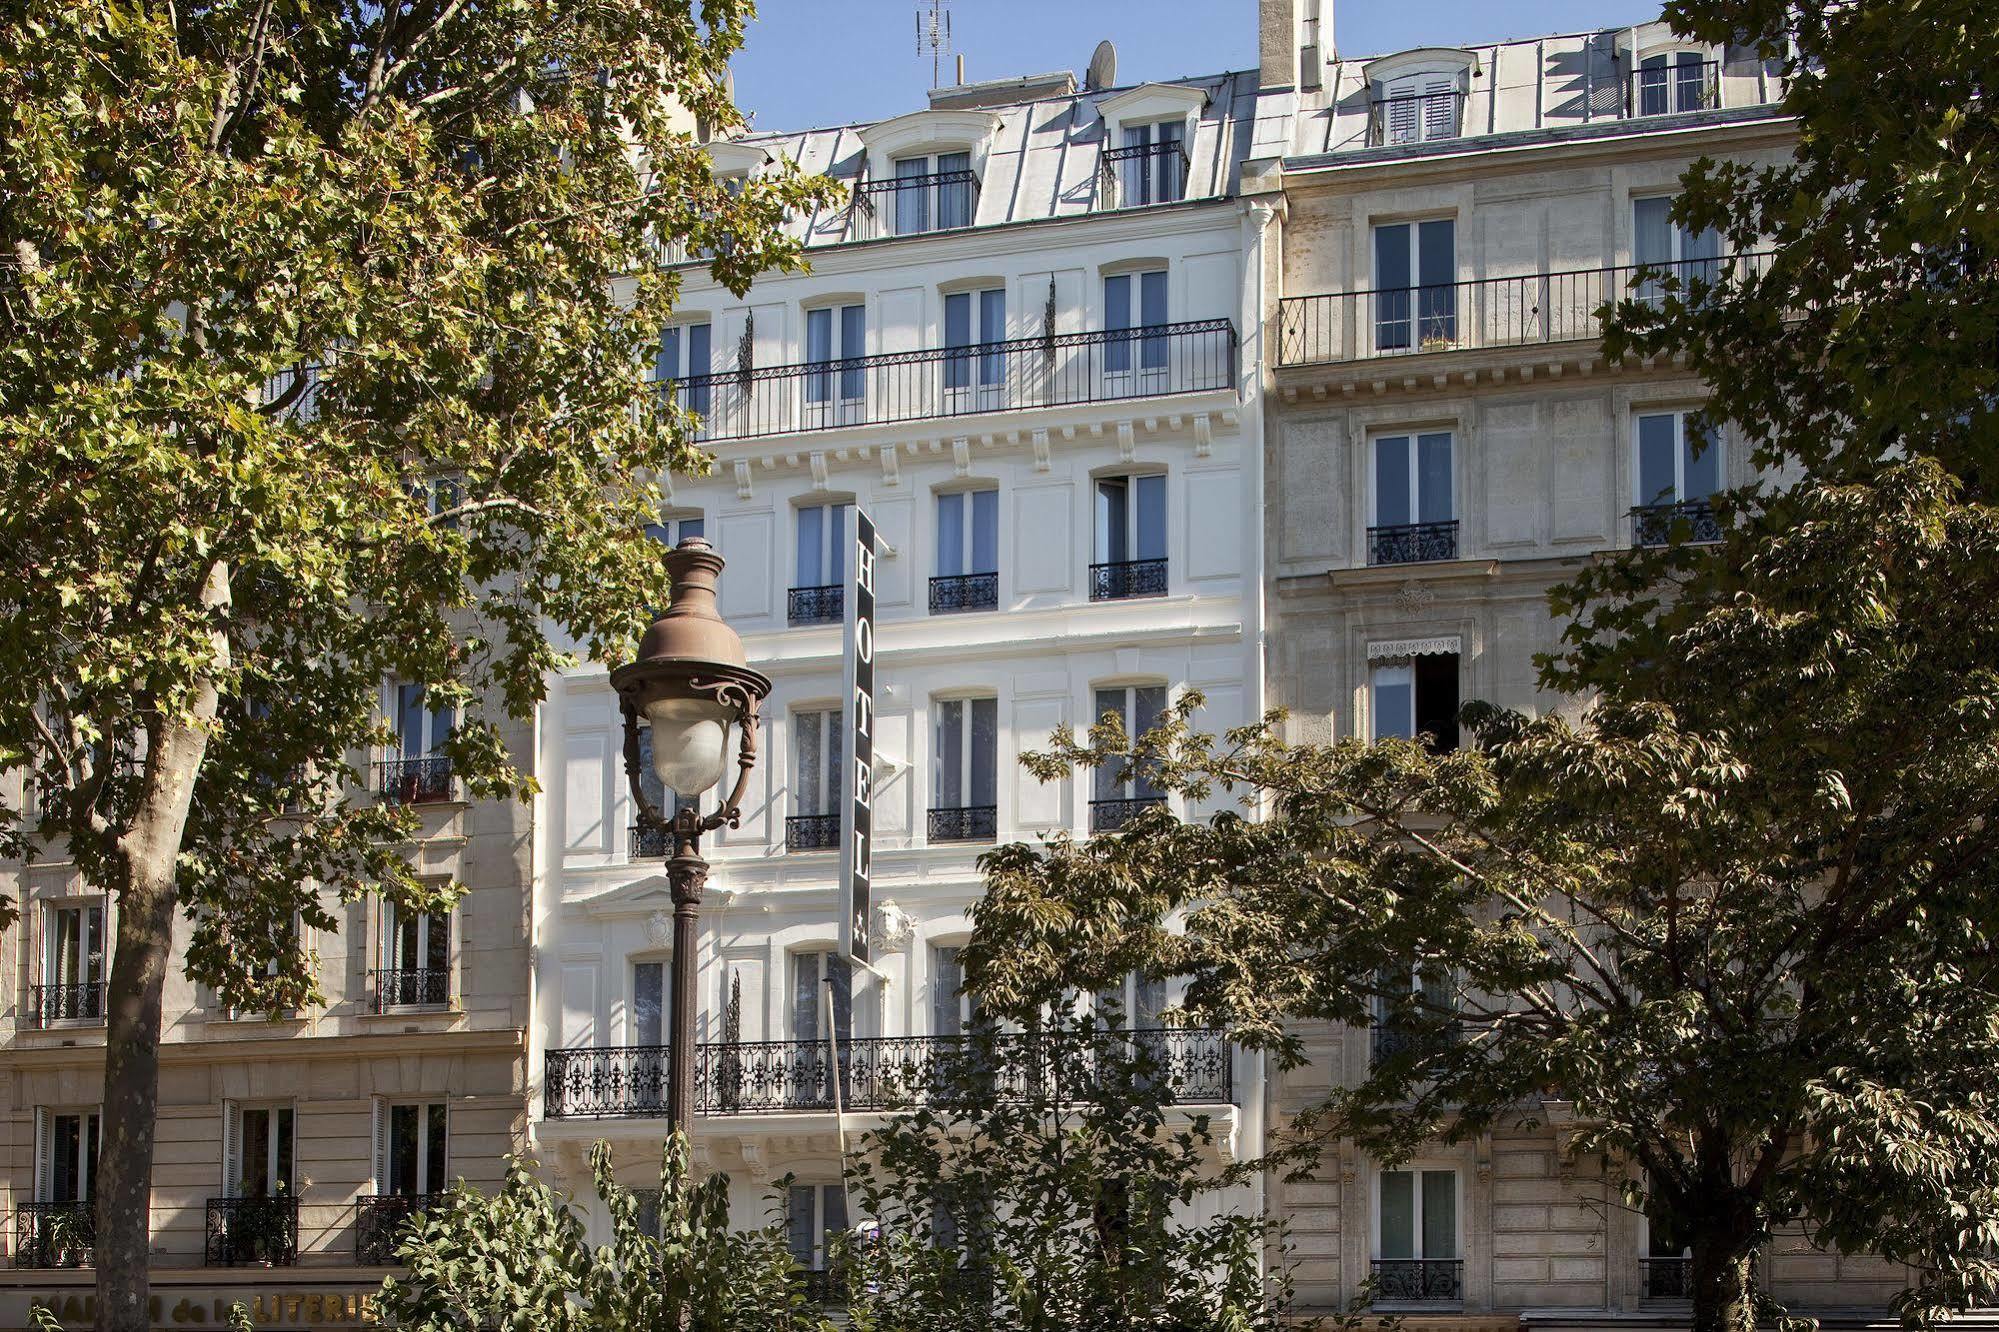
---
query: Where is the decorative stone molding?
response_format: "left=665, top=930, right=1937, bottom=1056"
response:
left=645, top=910, right=674, bottom=951
left=1367, top=634, right=1462, bottom=660
left=1394, top=580, right=1438, bottom=615
left=732, top=458, right=753, bottom=500
left=951, top=437, right=971, bottom=477
left=1031, top=428, right=1051, bottom=471
left=809, top=451, right=829, bottom=490
left=1193, top=412, right=1213, bottom=457
left=873, top=899, right=915, bottom=953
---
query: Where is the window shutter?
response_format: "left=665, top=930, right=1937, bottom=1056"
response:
left=370, top=1097, right=387, bottom=1194
left=220, top=1100, right=238, bottom=1198
left=1385, top=79, right=1420, bottom=143
left=1422, top=78, right=1458, bottom=140
left=32, top=1106, right=48, bottom=1203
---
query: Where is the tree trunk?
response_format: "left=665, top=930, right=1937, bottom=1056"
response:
left=1688, top=1241, right=1759, bottom=1332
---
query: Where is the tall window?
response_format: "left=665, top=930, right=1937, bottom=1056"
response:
left=385, top=683, right=454, bottom=804
left=1094, top=971, right=1166, bottom=1028
left=1373, top=963, right=1456, bottom=1060
left=1117, top=121, right=1185, bottom=206
left=645, top=514, right=705, bottom=548
left=1376, top=1169, right=1460, bottom=1299
left=1103, top=271, right=1169, bottom=383
left=796, top=502, right=850, bottom=591
left=655, top=322, right=713, bottom=419
left=892, top=151, right=973, bottom=235
left=228, top=1105, right=296, bottom=1199
left=1378, top=74, right=1461, bottom=144
left=380, top=903, right=450, bottom=1007
left=1634, top=411, right=1723, bottom=545
left=933, top=488, right=998, bottom=613
left=1643, top=1173, right=1694, bottom=1298
left=632, top=961, right=666, bottom=1046
left=383, top=1103, right=448, bottom=1197
left=790, top=708, right=843, bottom=851
left=792, top=949, right=853, bottom=1045
left=1371, top=655, right=1460, bottom=753
left=1374, top=219, right=1456, bottom=351
left=1092, top=474, right=1168, bottom=600
left=805, top=304, right=866, bottom=411
left=38, top=1110, right=98, bottom=1204
left=943, top=287, right=1007, bottom=404
left=40, top=902, right=105, bottom=1023
left=1635, top=51, right=1713, bottom=116
left=1634, top=197, right=1721, bottom=297
left=1371, top=433, right=1456, bottom=564
left=1091, top=686, right=1167, bottom=830
left=930, top=945, right=982, bottom=1036
left=788, top=1184, right=849, bottom=1275
left=931, top=698, right=997, bottom=842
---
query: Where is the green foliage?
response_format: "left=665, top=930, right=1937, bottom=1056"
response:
left=379, top=1136, right=827, bottom=1332
left=841, top=1013, right=1308, bottom=1332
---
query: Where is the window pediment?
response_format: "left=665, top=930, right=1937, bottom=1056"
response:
left=1362, top=48, right=1481, bottom=87
left=1094, top=82, right=1208, bottom=129
left=857, top=108, right=1000, bottom=175
left=704, top=140, right=771, bottom=177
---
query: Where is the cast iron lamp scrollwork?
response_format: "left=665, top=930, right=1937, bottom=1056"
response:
left=610, top=536, right=771, bottom=1131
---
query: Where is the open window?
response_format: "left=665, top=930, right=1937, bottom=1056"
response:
left=25, top=1107, right=98, bottom=1267
left=1369, top=642, right=1461, bottom=753
left=1092, top=472, right=1168, bottom=601
left=34, top=900, right=105, bottom=1026
left=378, top=900, right=451, bottom=1010
left=1363, top=50, right=1478, bottom=146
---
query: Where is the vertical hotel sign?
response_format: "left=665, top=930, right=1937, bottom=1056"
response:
left=839, top=508, right=878, bottom=966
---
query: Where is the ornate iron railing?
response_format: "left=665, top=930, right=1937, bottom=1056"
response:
left=786, top=814, right=840, bottom=852
left=13, top=1201, right=93, bottom=1269
left=1090, top=796, right=1167, bottom=834
left=355, top=1193, right=443, bottom=1265
left=1626, top=60, right=1722, bottom=117
left=1631, top=500, right=1723, bottom=547
left=1369, top=1020, right=1462, bottom=1063
left=1641, top=1256, right=1694, bottom=1299
left=1368, top=90, right=1467, bottom=147
left=1098, top=140, right=1189, bottom=210
left=1278, top=253, right=1773, bottom=367
left=1371, top=1258, right=1463, bottom=1302
left=1089, top=558, right=1168, bottom=602
left=374, top=756, right=453, bottom=805
left=373, top=968, right=450, bottom=1011
left=205, top=1197, right=299, bottom=1267
left=27, top=982, right=105, bottom=1027
left=1369, top=520, right=1460, bottom=566
left=543, top=1028, right=1233, bottom=1119
left=787, top=584, right=844, bottom=626
left=929, top=571, right=999, bottom=614
left=629, top=822, right=672, bottom=859
left=667, top=320, right=1236, bottom=443
left=928, top=806, right=997, bottom=843
left=849, top=169, right=980, bottom=240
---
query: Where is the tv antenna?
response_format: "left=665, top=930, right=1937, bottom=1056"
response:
left=917, top=0, right=955, bottom=88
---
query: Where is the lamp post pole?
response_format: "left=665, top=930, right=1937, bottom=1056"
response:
left=664, top=808, right=707, bottom=1132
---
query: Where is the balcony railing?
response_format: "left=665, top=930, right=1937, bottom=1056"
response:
left=14, top=1201, right=93, bottom=1269
left=1368, top=91, right=1467, bottom=147
left=372, top=968, right=450, bottom=1011
left=849, top=170, right=980, bottom=240
left=1369, top=520, right=1460, bottom=566
left=1626, top=60, right=1722, bottom=117
left=630, top=822, right=672, bottom=859
left=1089, top=558, right=1168, bottom=602
left=1278, top=253, right=1772, bottom=367
left=786, top=814, right=840, bottom=852
left=375, top=755, right=453, bottom=805
left=27, top=981, right=105, bottom=1026
left=929, top=571, right=998, bottom=614
left=1641, top=1256, right=1694, bottom=1299
left=1098, top=140, right=1188, bottom=210
left=543, top=1028, right=1233, bottom=1119
left=206, top=1196, right=299, bottom=1267
left=1371, top=1258, right=1463, bottom=1303
left=788, top=584, right=843, bottom=626
left=928, top=806, right=997, bottom=843
left=670, top=319, right=1236, bottom=442
left=356, top=1193, right=443, bottom=1265
left=1632, top=500, right=1723, bottom=547
left=1090, top=796, right=1167, bottom=834
left=1369, top=1020, right=1462, bottom=1063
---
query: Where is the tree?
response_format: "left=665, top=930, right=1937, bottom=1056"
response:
left=0, top=5, right=835, bottom=1329
left=963, top=7, right=1999, bottom=1332
left=839, top=1011, right=1302, bottom=1332
left=380, top=1135, right=827, bottom=1332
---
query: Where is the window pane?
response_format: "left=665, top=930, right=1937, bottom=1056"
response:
left=823, top=1184, right=849, bottom=1247
left=241, top=1109, right=270, bottom=1196
left=1634, top=197, right=1674, bottom=269
left=1134, top=685, right=1167, bottom=800
left=1093, top=688, right=1125, bottom=801
left=424, top=911, right=449, bottom=973
left=1104, top=274, right=1132, bottom=373
left=658, top=326, right=680, bottom=383
left=797, top=506, right=823, bottom=586
left=792, top=951, right=821, bottom=1042
left=1417, top=220, right=1456, bottom=342
left=944, top=293, right=972, bottom=392
left=932, top=947, right=963, bottom=1037
left=979, top=289, right=1007, bottom=386
left=1637, top=414, right=1679, bottom=505
left=1422, top=1171, right=1457, bottom=1259
left=1379, top=1170, right=1415, bottom=1259
left=1374, top=223, right=1412, bottom=290
left=806, top=307, right=832, bottom=403
left=970, top=489, right=999, bottom=574
left=827, top=709, right=843, bottom=810
left=425, top=1104, right=448, bottom=1193
left=390, top=1103, right=418, bottom=1195
left=788, top=1185, right=817, bottom=1264
left=827, top=953, right=853, bottom=1042
left=679, top=517, right=704, bottom=541
left=52, top=1115, right=81, bottom=1202
left=398, top=684, right=426, bottom=758
left=936, top=700, right=965, bottom=807
left=1139, top=271, right=1169, bottom=371
left=937, top=152, right=972, bottom=228
left=1373, top=664, right=1415, bottom=741
left=634, top=962, right=664, bottom=1046
left=895, top=156, right=929, bottom=235
left=839, top=306, right=866, bottom=399
left=1417, top=433, right=1454, bottom=524
left=1684, top=421, right=1722, bottom=499
left=1374, top=224, right=1413, bottom=348
left=1374, top=436, right=1412, bottom=527
left=687, top=324, right=711, bottom=378
left=1414, top=653, right=1461, bottom=753
left=936, top=491, right=965, bottom=577
left=969, top=698, right=998, bottom=807
left=1096, top=477, right=1129, bottom=564
left=1134, top=473, right=1167, bottom=561
left=797, top=713, right=823, bottom=814
left=1133, top=972, right=1166, bottom=1026
left=828, top=504, right=849, bottom=586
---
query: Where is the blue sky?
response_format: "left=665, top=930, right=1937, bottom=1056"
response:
left=732, top=0, right=1670, bottom=132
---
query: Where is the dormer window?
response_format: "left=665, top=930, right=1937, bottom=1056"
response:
left=1631, top=50, right=1719, bottom=116
left=1109, top=122, right=1186, bottom=207
left=854, top=109, right=998, bottom=242
left=880, top=152, right=975, bottom=235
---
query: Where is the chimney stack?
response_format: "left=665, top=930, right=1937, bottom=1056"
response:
left=1260, top=0, right=1332, bottom=91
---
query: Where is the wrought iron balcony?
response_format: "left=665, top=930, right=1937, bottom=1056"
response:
left=787, top=584, right=843, bottom=626
left=205, top=1196, right=299, bottom=1267
left=372, top=968, right=450, bottom=1011
left=1369, top=1020, right=1461, bottom=1063
left=929, top=571, right=999, bottom=614
left=27, top=981, right=105, bottom=1027
left=666, top=319, right=1236, bottom=443
left=14, top=1201, right=93, bottom=1269
left=848, top=169, right=980, bottom=240
left=1627, top=60, right=1722, bottom=117
left=1368, top=520, right=1460, bottom=566
left=1089, top=558, right=1168, bottom=602
left=1090, top=796, right=1166, bottom=834
left=1632, top=500, right=1723, bottom=547
left=542, top=1028, right=1233, bottom=1119
left=1641, top=1256, right=1694, bottom=1299
left=1278, top=253, right=1773, bottom=367
left=928, top=805, right=997, bottom=843
left=375, top=755, right=453, bottom=805
left=629, top=822, right=672, bottom=859
left=1098, top=140, right=1188, bottom=210
left=786, top=813, right=840, bottom=852
left=356, top=1193, right=443, bottom=1265
left=1371, top=1258, right=1463, bottom=1303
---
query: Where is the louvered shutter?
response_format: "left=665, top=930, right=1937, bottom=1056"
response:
left=220, top=1101, right=238, bottom=1198
left=370, top=1098, right=387, bottom=1194
left=1421, top=78, right=1458, bottom=141
left=32, top=1106, right=48, bottom=1203
left=1385, top=79, right=1420, bottom=144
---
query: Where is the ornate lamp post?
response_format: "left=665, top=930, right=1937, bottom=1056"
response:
left=611, top=537, right=771, bottom=1132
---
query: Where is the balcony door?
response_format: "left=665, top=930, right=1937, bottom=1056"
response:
left=227, top=1104, right=296, bottom=1199
left=788, top=1183, right=849, bottom=1275
left=41, top=902, right=104, bottom=1022
left=931, top=698, right=998, bottom=840
left=943, top=288, right=1007, bottom=411
left=1118, top=121, right=1185, bottom=206
left=1103, top=270, right=1169, bottom=393
left=1377, top=1168, right=1460, bottom=1300
left=794, top=950, right=854, bottom=1108
left=655, top=322, right=713, bottom=423
left=391, top=682, right=453, bottom=802
left=382, top=903, right=450, bottom=1007
left=893, top=152, right=972, bottom=235
left=1370, top=433, right=1456, bottom=564
left=805, top=304, right=866, bottom=425
left=37, top=1109, right=98, bottom=1204
left=1093, top=473, right=1167, bottom=600
left=1091, top=686, right=1167, bottom=828
left=1373, top=219, right=1456, bottom=352
left=382, top=1102, right=448, bottom=1197
left=1635, top=197, right=1721, bottom=299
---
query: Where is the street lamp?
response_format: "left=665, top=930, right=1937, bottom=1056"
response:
left=611, top=536, right=771, bottom=1132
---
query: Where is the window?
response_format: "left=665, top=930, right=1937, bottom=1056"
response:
left=1103, top=270, right=1169, bottom=383
left=1091, top=474, right=1168, bottom=600
left=37, top=1110, right=98, bottom=1204
left=1634, top=51, right=1714, bottom=116
left=943, top=287, right=1007, bottom=405
left=792, top=500, right=851, bottom=628
left=1371, top=433, right=1456, bottom=564
left=633, top=961, right=666, bottom=1046
left=1115, top=121, right=1186, bottom=206
left=1374, top=219, right=1456, bottom=351
left=1091, top=686, right=1167, bottom=831
left=1377, top=73, right=1461, bottom=144
left=930, top=945, right=982, bottom=1036
left=788, top=1183, right=849, bottom=1274
left=789, top=708, right=842, bottom=850
left=38, top=902, right=105, bottom=1024
left=1634, top=412, right=1723, bottom=547
left=1093, top=971, right=1166, bottom=1028
left=227, top=1105, right=296, bottom=1199
left=646, top=514, right=705, bottom=548
left=379, top=902, right=450, bottom=1008
left=1372, top=963, right=1456, bottom=1060
left=931, top=698, right=997, bottom=842
left=1375, top=1169, right=1460, bottom=1301
left=891, top=151, right=974, bottom=235
left=1371, top=655, right=1460, bottom=753
left=655, top=322, right=712, bottom=419
left=792, top=949, right=853, bottom=1045
left=1634, top=197, right=1721, bottom=298
left=1642, top=1174, right=1694, bottom=1298
left=805, top=304, right=866, bottom=413
left=932, top=488, right=998, bottom=613
left=383, top=683, right=453, bottom=803
left=383, top=1103, right=448, bottom=1197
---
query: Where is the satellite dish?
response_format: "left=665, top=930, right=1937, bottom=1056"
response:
left=1086, top=40, right=1116, bottom=91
